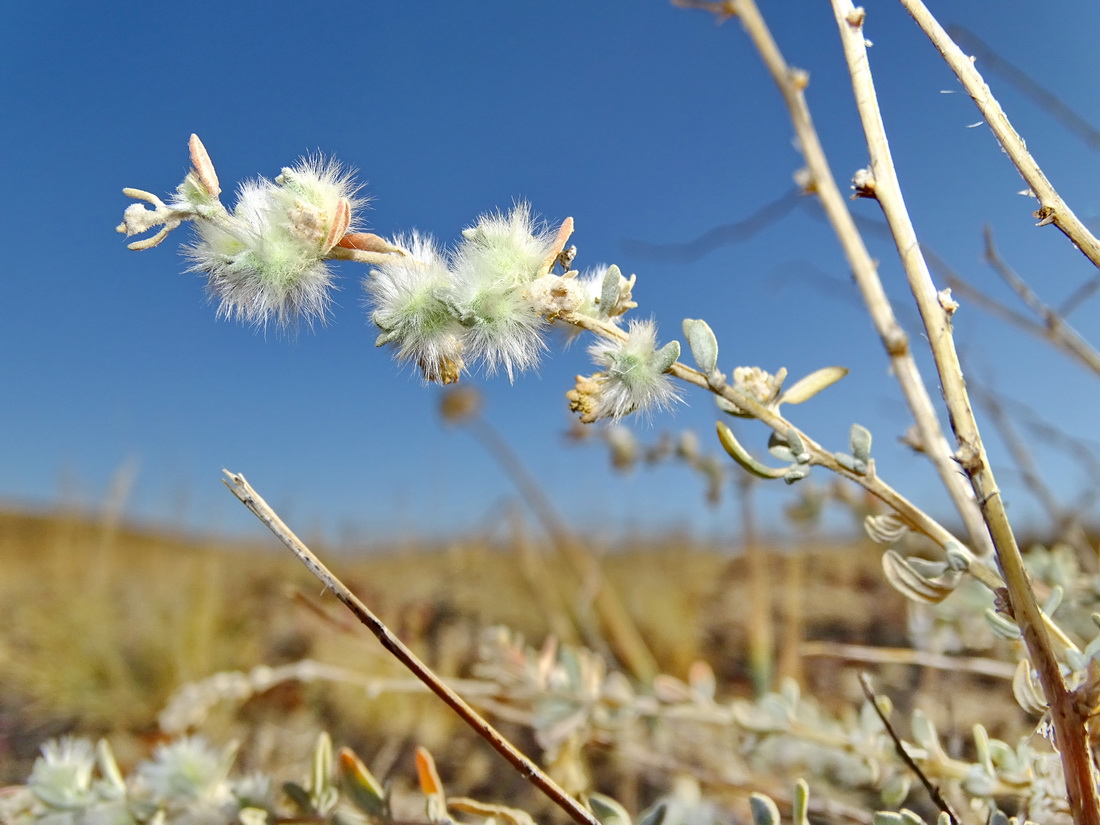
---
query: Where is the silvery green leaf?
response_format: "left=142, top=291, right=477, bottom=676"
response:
left=1043, top=584, right=1064, bottom=616
left=748, top=794, right=780, bottom=825
left=864, top=514, right=910, bottom=546
left=311, top=732, right=334, bottom=799
left=717, top=422, right=788, bottom=479
left=985, top=737, right=1016, bottom=769
left=986, top=609, right=1023, bottom=641
left=943, top=542, right=971, bottom=571
left=872, top=813, right=925, bottom=825
left=1065, top=647, right=1087, bottom=672
left=1083, top=633, right=1100, bottom=663
left=780, top=677, right=802, bottom=708
left=988, top=812, right=1009, bottom=825
left=849, top=423, right=872, bottom=464
left=972, top=721, right=998, bottom=774
left=909, top=710, right=944, bottom=760
left=880, top=773, right=911, bottom=808
left=792, top=779, right=809, bottom=825
left=783, top=466, right=810, bottom=484
left=961, top=763, right=996, bottom=797
left=833, top=451, right=867, bottom=475
left=601, top=265, right=622, bottom=317
left=882, top=550, right=961, bottom=605
left=654, top=340, right=681, bottom=374
left=283, top=782, right=314, bottom=815
left=860, top=696, right=887, bottom=734
left=1012, top=660, right=1047, bottom=715
left=767, top=433, right=796, bottom=463
left=717, top=395, right=752, bottom=418
left=777, top=366, right=849, bottom=406
left=638, top=802, right=667, bottom=825
left=589, top=794, right=632, bottom=825
left=786, top=428, right=808, bottom=462
left=96, top=739, right=126, bottom=793
left=682, top=318, right=718, bottom=374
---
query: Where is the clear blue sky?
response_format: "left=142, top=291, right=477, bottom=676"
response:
left=2, top=2, right=1098, bottom=545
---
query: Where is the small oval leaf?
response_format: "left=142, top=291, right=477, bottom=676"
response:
left=682, top=318, right=719, bottom=374
left=717, top=421, right=788, bottom=479
left=749, top=794, right=781, bottom=825
left=865, top=514, right=910, bottom=546
left=654, top=340, right=681, bottom=374
left=778, top=366, right=849, bottom=406
left=850, top=423, right=872, bottom=464
left=1012, top=660, right=1047, bottom=715
left=601, top=265, right=622, bottom=317
left=882, top=550, right=961, bottom=605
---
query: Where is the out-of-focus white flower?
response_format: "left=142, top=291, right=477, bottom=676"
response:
left=17, top=739, right=135, bottom=825
left=231, top=773, right=275, bottom=812
left=27, top=738, right=97, bottom=810
left=367, top=232, right=467, bottom=384
left=569, top=320, right=682, bottom=422
left=134, top=737, right=238, bottom=825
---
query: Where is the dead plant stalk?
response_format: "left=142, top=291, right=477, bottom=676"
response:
left=829, top=2, right=1100, bottom=821
left=704, top=0, right=996, bottom=563
left=221, top=470, right=601, bottom=825
left=897, top=0, right=1100, bottom=271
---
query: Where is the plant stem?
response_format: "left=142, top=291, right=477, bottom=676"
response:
left=714, top=0, right=996, bottom=563
left=897, top=0, right=1100, bottom=272
left=221, top=470, right=601, bottom=825
left=828, top=4, right=1099, bottom=821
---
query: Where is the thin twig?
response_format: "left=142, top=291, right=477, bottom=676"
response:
left=800, top=641, right=1015, bottom=680
left=981, top=226, right=1100, bottom=376
left=681, top=0, right=998, bottom=564
left=898, top=0, right=1100, bottom=271
left=221, top=470, right=600, bottom=825
left=946, top=26, right=1100, bottom=154
left=1058, top=276, right=1100, bottom=319
left=857, top=673, right=961, bottom=825
left=927, top=245, right=1100, bottom=378
left=830, top=5, right=1100, bottom=822
left=622, top=187, right=801, bottom=262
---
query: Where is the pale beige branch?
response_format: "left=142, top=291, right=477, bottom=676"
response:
left=982, top=226, right=1100, bottom=377
left=830, top=3, right=1100, bottom=821
left=800, top=641, right=1015, bottom=680
left=711, top=0, right=996, bottom=562
left=898, top=0, right=1100, bottom=271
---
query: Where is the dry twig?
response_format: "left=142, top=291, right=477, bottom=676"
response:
left=221, top=470, right=601, bottom=825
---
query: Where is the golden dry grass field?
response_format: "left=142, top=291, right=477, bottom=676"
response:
left=0, top=504, right=1043, bottom=820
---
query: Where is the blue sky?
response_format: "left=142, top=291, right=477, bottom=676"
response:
left=2, top=2, right=1098, bottom=545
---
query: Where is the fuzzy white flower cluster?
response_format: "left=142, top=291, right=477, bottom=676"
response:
left=183, top=157, right=364, bottom=328
left=117, top=135, right=366, bottom=329
left=118, top=136, right=685, bottom=422
left=366, top=205, right=574, bottom=383
left=567, top=320, right=682, bottom=423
